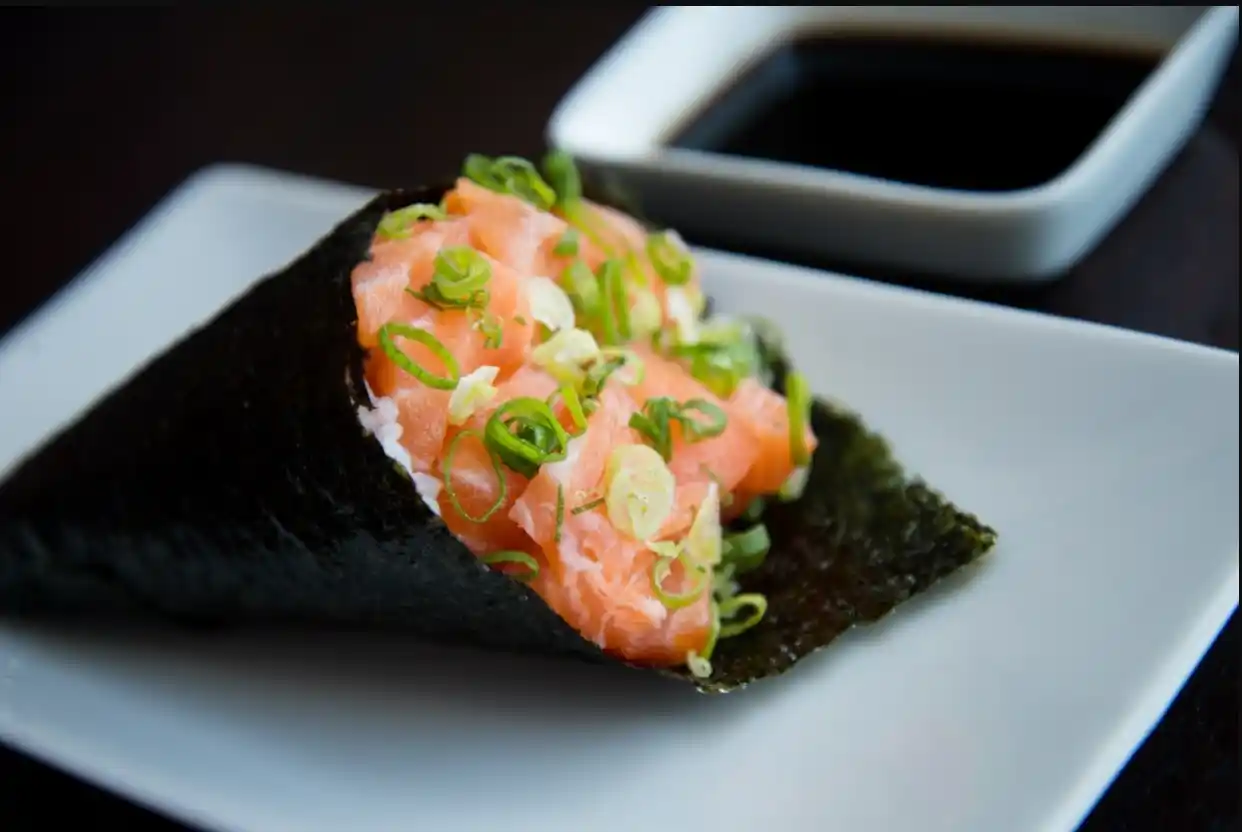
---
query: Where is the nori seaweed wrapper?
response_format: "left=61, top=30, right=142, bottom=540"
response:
left=0, top=180, right=997, bottom=692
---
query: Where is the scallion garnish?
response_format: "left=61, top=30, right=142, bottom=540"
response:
left=376, top=323, right=460, bottom=390
left=554, top=483, right=565, bottom=544
left=483, top=397, right=571, bottom=478
left=463, top=154, right=557, bottom=211
left=377, top=203, right=448, bottom=240
left=676, top=399, right=727, bottom=441
left=666, top=340, right=760, bottom=399
left=651, top=550, right=710, bottom=610
left=474, top=312, right=504, bottom=350
left=572, top=496, right=605, bottom=515
left=443, top=429, right=508, bottom=523
left=481, top=550, right=540, bottom=582
left=786, top=370, right=812, bottom=466
left=542, top=148, right=583, bottom=205
left=553, top=228, right=580, bottom=257
left=627, top=398, right=681, bottom=461
left=739, top=497, right=767, bottom=524
left=558, top=383, right=587, bottom=433
left=722, top=524, right=770, bottom=574
left=560, top=259, right=602, bottom=320
left=597, top=259, right=631, bottom=345
left=628, top=397, right=729, bottom=461
left=717, top=593, right=768, bottom=638
left=407, top=245, right=492, bottom=312
left=646, top=231, right=693, bottom=285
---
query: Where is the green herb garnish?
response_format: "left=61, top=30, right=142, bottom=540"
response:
left=377, top=203, right=447, bottom=240
left=560, top=259, right=602, bottom=320
left=722, top=524, right=770, bottom=574
left=483, top=397, right=571, bottom=478
left=481, top=550, right=540, bottom=582
left=572, top=496, right=605, bottom=515
left=554, top=484, right=565, bottom=544
left=646, top=231, right=693, bottom=285
left=651, top=550, right=710, bottom=610
left=717, top=593, right=768, bottom=639
left=553, top=228, right=580, bottom=257
left=463, top=154, right=557, bottom=211
left=676, top=399, right=727, bottom=441
left=628, top=397, right=730, bottom=461
left=597, top=259, right=631, bottom=345
left=786, top=370, right=812, bottom=466
left=443, top=429, right=507, bottom=523
left=376, top=323, right=460, bottom=390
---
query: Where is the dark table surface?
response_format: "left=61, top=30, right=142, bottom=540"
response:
left=0, top=7, right=1236, bottom=830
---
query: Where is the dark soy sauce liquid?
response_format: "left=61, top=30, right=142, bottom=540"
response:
left=669, top=32, right=1163, bottom=192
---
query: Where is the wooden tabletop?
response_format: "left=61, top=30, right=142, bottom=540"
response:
left=0, top=7, right=1236, bottom=830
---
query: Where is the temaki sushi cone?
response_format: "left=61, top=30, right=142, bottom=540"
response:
left=0, top=153, right=997, bottom=692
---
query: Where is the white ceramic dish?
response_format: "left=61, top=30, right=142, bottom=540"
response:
left=548, top=5, right=1240, bottom=283
left=0, top=165, right=1237, bottom=832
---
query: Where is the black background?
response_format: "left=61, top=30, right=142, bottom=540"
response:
left=0, top=7, right=1236, bottom=830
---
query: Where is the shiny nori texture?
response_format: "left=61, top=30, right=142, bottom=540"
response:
left=0, top=179, right=996, bottom=693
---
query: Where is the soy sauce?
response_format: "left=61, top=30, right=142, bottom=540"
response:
left=669, top=33, right=1163, bottom=192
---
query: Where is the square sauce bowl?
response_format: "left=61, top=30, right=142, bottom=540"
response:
left=547, top=5, right=1239, bottom=283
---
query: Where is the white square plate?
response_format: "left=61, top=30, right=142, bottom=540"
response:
left=0, top=165, right=1237, bottom=832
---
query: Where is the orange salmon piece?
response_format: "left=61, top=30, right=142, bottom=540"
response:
left=436, top=365, right=563, bottom=552
left=447, top=178, right=568, bottom=276
left=509, top=385, right=639, bottom=552
left=624, top=346, right=759, bottom=537
left=728, top=376, right=818, bottom=495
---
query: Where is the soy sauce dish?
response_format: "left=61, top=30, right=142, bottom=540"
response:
left=548, top=6, right=1239, bottom=283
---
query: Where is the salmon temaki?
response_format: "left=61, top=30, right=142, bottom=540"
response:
left=353, top=151, right=819, bottom=678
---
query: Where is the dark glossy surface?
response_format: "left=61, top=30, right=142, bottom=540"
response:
left=670, top=33, right=1161, bottom=192
left=0, top=7, right=1236, bottom=831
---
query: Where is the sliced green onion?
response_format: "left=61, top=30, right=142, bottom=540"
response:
left=376, top=323, right=460, bottom=390
left=542, top=149, right=583, bottom=205
left=560, top=259, right=602, bottom=319
left=443, top=429, right=508, bottom=523
left=483, top=397, right=571, bottom=478
left=722, top=524, right=770, bottom=574
left=481, top=550, right=540, bottom=582
left=531, top=327, right=601, bottom=386
left=676, top=399, right=727, bottom=442
left=778, top=465, right=809, bottom=502
left=463, top=154, right=557, bottom=211
left=377, top=203, right=448, bottom=240
left=605, top=444, right=676, bottom=542
left=739, top=496, right=767, bottom=523
left=646, top=230, right=693, bottom=286
left=473, top=310, right=504, bottom=350
left=434, top=246, right=491, bottom=299
left=686, top=650, right=713, bottom=679
left=553, top=228, right=580, bottom=257
left=572, top=496, right=605, bottom=515
left=651, top=551, right=709, bottom=610
left=700, top=598, right=722, bottom=660
left=667, top=340, right=759, bottom=400
left=407, top=247, right=493, bottom=312
left=554, top=483, right=565, bottom=544
left=597, top=259, right=631, bottom=345
left=558, top=383, right=588, bottom=433
left=599, top=348, right=645, bottom=386
left=685, top=481, right=723, bottom=567
left=448, top=365, right=500, bottom=426
left=717, top=593, right=768, bottom=638
left=628, top=397, right=681, bottom=461
left=786, top=371, right=812, bottom=466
